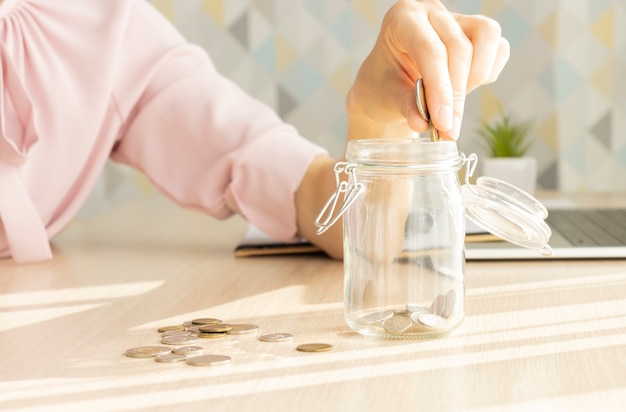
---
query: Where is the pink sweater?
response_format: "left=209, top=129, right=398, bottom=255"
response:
left=0, top=0, right=327, bottom=263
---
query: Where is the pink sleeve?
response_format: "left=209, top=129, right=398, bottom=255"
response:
left=111, top=45, right=328, bottom=242
left=0, top=0, right=328, bottom=262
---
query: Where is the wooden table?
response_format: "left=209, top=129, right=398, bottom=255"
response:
left=1, top=192, right=625, bottom=411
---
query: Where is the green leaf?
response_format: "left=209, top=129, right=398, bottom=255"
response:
left=476, top=113, right=533, bottom=157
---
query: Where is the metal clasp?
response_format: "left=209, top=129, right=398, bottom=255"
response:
left=314, top=162, right=364, bottom=234
left=462, top=152, right=478, bottom=190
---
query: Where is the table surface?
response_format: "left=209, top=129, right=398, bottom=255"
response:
left=1, top=192, right=625, bottom=412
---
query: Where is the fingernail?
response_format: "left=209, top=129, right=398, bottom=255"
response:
left=438, top=105, right=453, bottom=131
left=450, top=124, right=460, bottom=141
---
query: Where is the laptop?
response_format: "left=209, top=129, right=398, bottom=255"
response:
left=465, top=202, right=626, bottom=260
left=236, top=200, right=626, bottom=261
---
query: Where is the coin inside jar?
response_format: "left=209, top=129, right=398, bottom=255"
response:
left=382, top=314, right=413, bottom=333
left=442, top=289, right=457, bottom=319
left=430, top=294, right=446, bottom=317
left=358, top=310, right=393, bottom=324
left=416, top=313, right=449, bottom=330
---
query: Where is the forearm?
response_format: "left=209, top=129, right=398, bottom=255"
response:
left=294, top=154, right=344, bottom=260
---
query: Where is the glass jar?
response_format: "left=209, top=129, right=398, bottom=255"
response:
left=316, top=138, right=551, bottom=338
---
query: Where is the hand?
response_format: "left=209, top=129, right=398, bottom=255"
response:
left=346, top=0, right=510, bottom=141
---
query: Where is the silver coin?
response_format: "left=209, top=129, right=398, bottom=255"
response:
left=259, top=333, right=293, bottom=342
left=198, top=332, right=227, bottom=339
left=226, top=324, right=260, bottom=335
left=406, top=304, right=431, bottom=314
left=125, top=346, right=171, bottom=358
left=155, top=353, right=186, bottom=363
left=358, top=310, right=394, bottom=324
left=161, top=335, right=199, bottom=345
left=416, top=313, right=449, bottom=330
left=382, top=315, right=413, bottom=333
left=409, top=311, right=424, bottom=324
left=430, top=294, right=446, bottom=317
left=442, top=290, right=458, bottom=319
left=186, top=354, right=232, bottom=366
left=172, top=346, right=203, bottom=356
left=161, top=330, right=193, bottom=338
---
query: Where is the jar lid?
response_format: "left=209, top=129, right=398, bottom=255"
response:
left=462, top=177, right=553, bottom=256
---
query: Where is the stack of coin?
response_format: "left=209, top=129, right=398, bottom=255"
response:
left=198, top=323, right=232, bottom=338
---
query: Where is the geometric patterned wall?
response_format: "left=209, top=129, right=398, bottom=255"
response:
left=449, top=0, right=626, bottom=192
left=152, top=0, right=398, bottom=157
left=88, top=0, right=626, bottom=217
left=152, top=0, right=626, bottom=192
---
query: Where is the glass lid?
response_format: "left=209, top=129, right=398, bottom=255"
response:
left=462, top=175, right=553, bottom=256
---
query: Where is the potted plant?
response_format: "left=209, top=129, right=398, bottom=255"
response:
left=476, top=113, right=537, bottom=194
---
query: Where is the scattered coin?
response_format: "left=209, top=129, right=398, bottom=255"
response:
left=172, top=346, right=203, bottom=356
left=382, top=314, right=413, bottom=333
left=296, top=343, right=333, bottom=353
left=199, top=324, right=232, bottom=333
left=186, top=326, right=201, bottom=334
left=259, top=333, right=293, bottom=342
left=191, top=318, right=222, bottom=325
left=227, top=324, right=259, bottom=335
left=157, top=325, right=185, bottom=333
left=186, top=354, right=232, bottom=366
left=161, top=335, right=199, bottom=345
left=155, top=353, right=186, bottom=363
left=198, top=332, right=227, bottom=339
left=161, top=330, right=193, bottom=338
left=125, top=346, right=172, bottom=358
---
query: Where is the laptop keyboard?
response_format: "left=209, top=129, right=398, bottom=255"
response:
left=546, top=209, right=626, bottom=247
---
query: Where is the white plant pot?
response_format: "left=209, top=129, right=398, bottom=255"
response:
left=481, top=156, right=538, bottom=195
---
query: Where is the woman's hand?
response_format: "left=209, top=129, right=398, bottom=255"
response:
left=297, top=0, right=510, bottom=259
left=347, top=0, right=510, bottom=142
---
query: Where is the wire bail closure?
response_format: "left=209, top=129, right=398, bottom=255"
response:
left=314, top=153, right=473, bottom=236
left=463, top=152, right=478, bottom=187
left=314, top=162, right=364, bottom=234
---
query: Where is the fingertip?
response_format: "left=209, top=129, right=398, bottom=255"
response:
left=437, top=105, right=454, bottom=131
